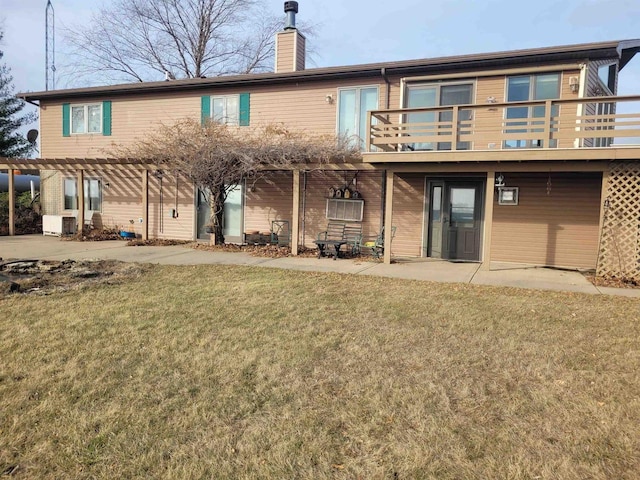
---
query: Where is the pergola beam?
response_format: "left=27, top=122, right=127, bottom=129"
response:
left=141, top=169, right=149, bottom=240
left=77, top=169, right=84, bottom=233
left=292, top=170, right=300, bottom=255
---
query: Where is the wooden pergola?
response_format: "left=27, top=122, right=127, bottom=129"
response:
left=1, top=157, right=378, bottom=258
left=1, top=157, right=155, bottom=240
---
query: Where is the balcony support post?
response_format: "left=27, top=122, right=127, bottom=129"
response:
left=481, top=171, right=495, bottom=271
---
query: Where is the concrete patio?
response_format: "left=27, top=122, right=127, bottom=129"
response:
left=1, top=235, right=638, bottom=297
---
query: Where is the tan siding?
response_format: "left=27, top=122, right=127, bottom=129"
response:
left=473, top=76, right=507, bottom=149
left=491, top=172, right=601, bottom=268
left=244, top=172, right=294, bottom=234
left=55, top=169, right=195, bottom=240
left=146, top=173, right=195, bottom=240
left=301, top=171, right=383, bottom=248
left=275, top=32, right=295, bottom=73
left=41, top=95, right=200, bottom=159
left=391, top=173, right=424, bottom=257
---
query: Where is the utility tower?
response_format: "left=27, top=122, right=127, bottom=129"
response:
left=45, top=0, right=56, bottom=90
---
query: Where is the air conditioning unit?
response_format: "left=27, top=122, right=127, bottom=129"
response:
left=42, top=215, right=76, bottom=236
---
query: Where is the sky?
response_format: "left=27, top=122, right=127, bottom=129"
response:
left=1, top=0, right=640, bottom=125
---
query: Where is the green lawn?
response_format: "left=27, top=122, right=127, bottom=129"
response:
left=1, top=265, right=639, bottom=479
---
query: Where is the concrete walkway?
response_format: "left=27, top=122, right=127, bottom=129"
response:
left=1, top=235, right=638, bottom=297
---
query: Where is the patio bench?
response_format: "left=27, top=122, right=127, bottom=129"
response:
left=314, top=222, right=362, bottom=260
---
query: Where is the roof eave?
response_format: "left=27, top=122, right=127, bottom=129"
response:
left=18, top=40, right=631, bottom=102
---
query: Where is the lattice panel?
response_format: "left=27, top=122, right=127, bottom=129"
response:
left=597, top=162, right=640, bottom=282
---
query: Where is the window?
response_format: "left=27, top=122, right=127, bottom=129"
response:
left=405, top=82, right=473, bottom=151
left=504, top=73, right=560, bottom=148
left=338, top=86, right=378, bottom=150
left=63, top=101, right=111, bottom=137
left=201, top=94, right=250, bottom=126
left=64, top=178, right=102, bottom=211
left=326, top=198, right=364, bottom=222
left=212, top=95, right=240, bottom=125
left=71, top=104, right=102, bottom=134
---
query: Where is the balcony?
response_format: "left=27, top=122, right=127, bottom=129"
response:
left=364, top=95, right=640, bottom=162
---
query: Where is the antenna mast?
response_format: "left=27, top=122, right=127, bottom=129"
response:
left=45, top=0, right=56, bottom=90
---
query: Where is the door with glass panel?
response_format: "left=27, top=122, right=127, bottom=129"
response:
left=426, top=180, right=483, bottom=261
left=504, top=73, right=560, bottom=148
left=427, top=182, right=444, bottom=258
left=196, top=185, right=243, bottom=243
left=405, top=83, right=473, bottom=151
left=196, top=188, right=212, bottom=240
left=443, top=183, right=483, bottom=261
left=338, top=87, right=378, bottom=150
left=223, top=184, right=244, bottom=244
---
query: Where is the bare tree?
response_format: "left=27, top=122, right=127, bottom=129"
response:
left=114, top=119, right=360, bottom=244
left=63, top=0, right=290, bottom=85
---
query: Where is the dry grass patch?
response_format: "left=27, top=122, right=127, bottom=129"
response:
left=1, top=265, right=639, bottom=479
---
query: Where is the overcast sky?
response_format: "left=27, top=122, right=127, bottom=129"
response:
left=1, top=0, right=639, bottom=118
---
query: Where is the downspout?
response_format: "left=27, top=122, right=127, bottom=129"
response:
left=380, top=67, right=391, bottom=232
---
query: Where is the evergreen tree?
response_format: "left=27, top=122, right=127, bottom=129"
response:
left=0, top=31, right=36, bottom=158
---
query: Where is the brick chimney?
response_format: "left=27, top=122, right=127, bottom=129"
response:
left=275, top=1, right=305, bottom=73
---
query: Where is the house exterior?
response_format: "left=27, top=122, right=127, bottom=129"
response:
left=3, top=9, right=640, bottom=279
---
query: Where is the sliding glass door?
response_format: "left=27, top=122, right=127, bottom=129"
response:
left=405, top=82, right=473, bottom=151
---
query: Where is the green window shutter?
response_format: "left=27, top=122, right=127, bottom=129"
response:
left=62, top=103, right=70, bottom=137
left=239, top=93, right=250, bottom=126
left=102, top=101, right=112, bottom=136
left=201, top=95, right=211, bottom=125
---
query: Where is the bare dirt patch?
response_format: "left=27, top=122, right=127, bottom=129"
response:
left=0, top=259, right=149, bottom=296
left=584, top=273, right=639, bottom=289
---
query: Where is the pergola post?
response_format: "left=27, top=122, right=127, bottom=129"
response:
left=141, top=169, right=149, bottom=240
left=77, top=169, right=84, bottom=234
left=481, top=171, right=495, bottom=271
left=8, top=169, right=15, bottom=236
left=291, top=169, right=300, bottom=255
left=383, top=170, right=394, bottom=265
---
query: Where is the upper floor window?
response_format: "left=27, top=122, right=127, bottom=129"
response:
left=212, top=95, right=240, bottom=125
left=201, top=93, right=250, bottom=126
left=504, top=73, right=560, bottom=148
left=62, top=101, right=111, bottom=137
left=71, top=104, right=101, bottom=134
left=338, top=86, right=378, bottom=150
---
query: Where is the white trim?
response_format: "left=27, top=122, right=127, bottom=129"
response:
left=62, top=175, right=103, bottom=213
left=274, top=34, right=279, bottom=73
left=70, top=102, right=102, bottom=135
left=336, top=84, right=380, bottom=150
left=210, top=94, right=240, bottom=125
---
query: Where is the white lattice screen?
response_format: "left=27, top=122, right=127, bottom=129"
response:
left=596, top=162, right=640, bottom=282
